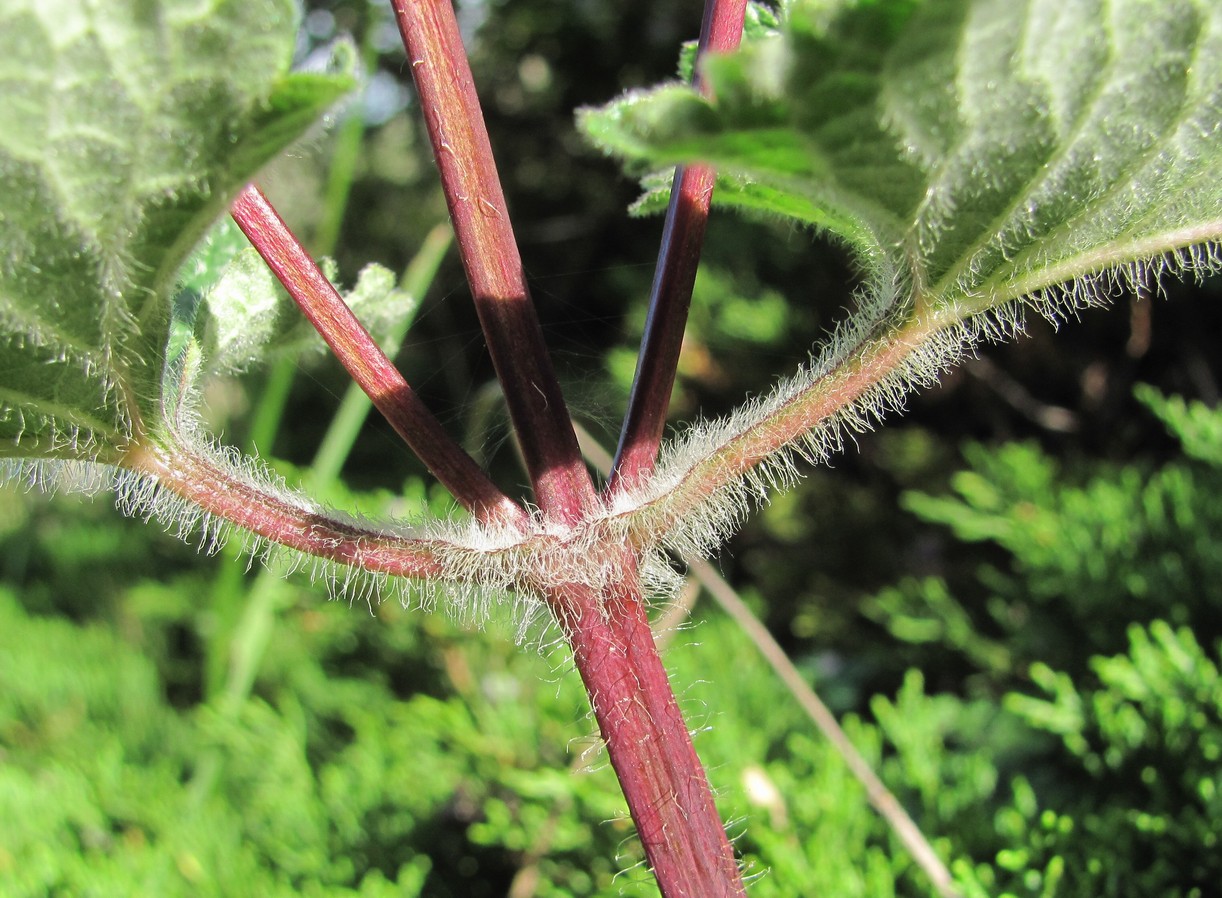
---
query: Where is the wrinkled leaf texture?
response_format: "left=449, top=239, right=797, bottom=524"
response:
left=0, top=0, right=1220, bottom=595
left=0, top=0, right=350, bottom=462
left=583, top=0, right=1222, bottom=321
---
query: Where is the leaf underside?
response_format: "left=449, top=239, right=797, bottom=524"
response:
left=577, top=0, right=1222, bottom=572
left=582, top=0, right=1222, bottom=320
left=0, top=0, right=350, bottom=462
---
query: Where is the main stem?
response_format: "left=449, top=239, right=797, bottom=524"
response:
left=389, top=2, right=746, bottom=894
left=549, top=575, right=745, bottom=898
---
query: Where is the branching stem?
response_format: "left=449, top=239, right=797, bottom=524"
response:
left=124, top=442, right=449, bottom=579
left=229, top=184, right=526, bottom=530
left=628, top=315, right=941, bottom=547
left=389, top=2, right=749, bottom=894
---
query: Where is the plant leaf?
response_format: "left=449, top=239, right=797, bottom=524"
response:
left=0, top=0, right=352, bottom=462
left=581, top=0, right=1222, bottom=317
left=198, top=255, right=418, bottom=372
left=1136, top=385, right=1222, bottom=468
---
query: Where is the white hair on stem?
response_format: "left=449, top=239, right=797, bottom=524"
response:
left=3, top=241, right=1218, bottom=636
left=603, top=241, right=1221, bottom=570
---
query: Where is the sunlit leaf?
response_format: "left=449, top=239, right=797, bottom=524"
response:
left=0, top=0, right=352, bottom=462
left=583, top=0, right=1222, bottom=317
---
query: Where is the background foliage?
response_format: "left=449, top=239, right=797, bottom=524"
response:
left=2, top=0, right=1220, bottom=895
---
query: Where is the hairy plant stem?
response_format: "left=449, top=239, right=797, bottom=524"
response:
left=549, top=574, right=746, bottom=898
left=192, top=228, right=455, bottom=806
left=310, top=223, right=455, bottom=482
left=586, top=420, right=961, bottom=897
left=391, top=0, right=596, bottom=525
left=629, top=314, right=943, bottom=546
left=390, top=2, right=748, bottom=893
left=230, top=184, right=525, bottom=530
left=124, top=442, right=449, bottom=579
left=611, top=0, right=748, bottom=493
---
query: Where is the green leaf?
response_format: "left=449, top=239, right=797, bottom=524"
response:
left=581, top=0, right=1222, bottom=318
left=192, top=245, right=419, bottom=373
left=0, top=0, right=352, bottom=462
left=676, top=1, right=782, bottom=82
left=173, top=216, right=420, bottom=377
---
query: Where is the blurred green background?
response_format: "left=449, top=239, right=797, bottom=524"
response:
left=2, top=1, right=1221, bottom=895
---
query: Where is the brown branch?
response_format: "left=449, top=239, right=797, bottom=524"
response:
left=688, top=557, right=965, bottom=898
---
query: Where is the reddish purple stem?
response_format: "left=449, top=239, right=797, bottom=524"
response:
left=384, top=2, right=751, bottom=895
left=552, top=574, right=746, bottom=898
left=229, top=185, right=527, bottom=530
left=124, top=442, right=450, bottom=580
left=609, top=0, right=748, bottom=495
left=391, top=0, right=597, bottom=526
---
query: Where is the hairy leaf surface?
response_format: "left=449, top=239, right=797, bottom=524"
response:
left=582, top=0, right=1222, bottom=318
left=0, top=0, right=351, bottom=461
left=176, top=219, right=418, bottom=377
